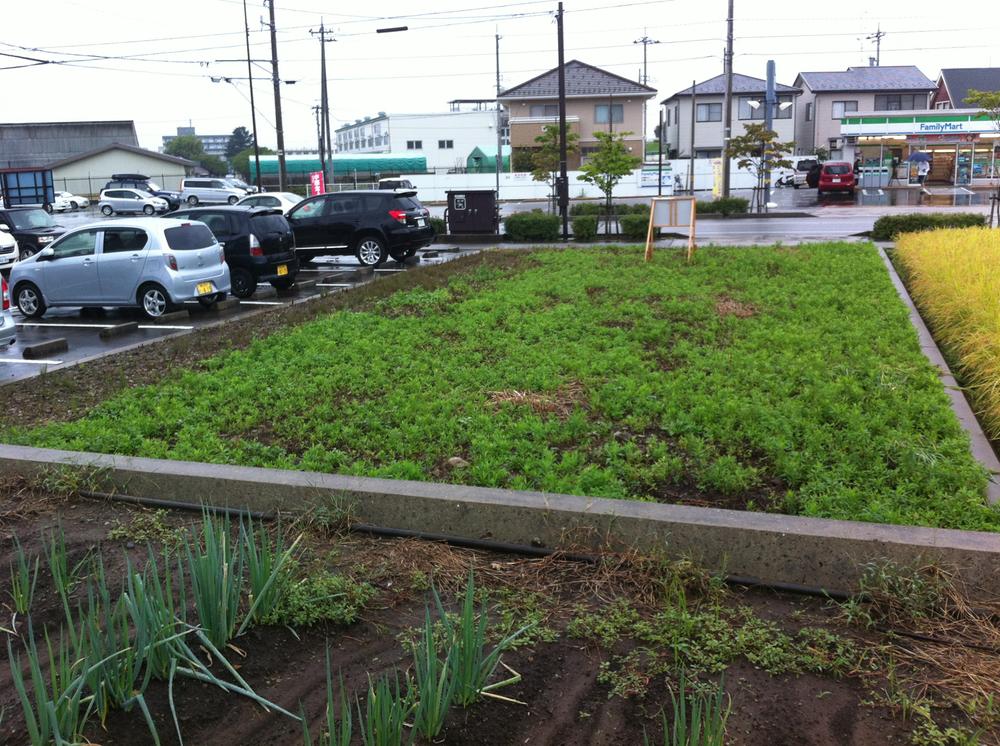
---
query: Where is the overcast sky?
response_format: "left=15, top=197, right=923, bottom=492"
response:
left=3, top=0, right=998, bottom=152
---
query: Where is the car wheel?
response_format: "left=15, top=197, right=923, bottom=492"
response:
left=230, top=268, right=256, bottom=298
left=793, top=183, right=800, bottom=190
left=187, top=196, right=199, bottom=206
left=15, top=283, right=46, bottom=318
left=228, top=195, right=239, bottom=205
left=70, top=201, right=79, bottom=209
left=18, top=245, right=37, bottom=262
left=143, top=205, right=155, bottom=215
left=101, top=205, right=114, bottom=216
left=138, top=283, right=172, bottom=319
left=271, top=276, right=295, bottom=290
left=43, top=203, right=53, bottom=214
left=355, top=235, right=386, bottom=267
left=298, top=253, right=313, bottom=265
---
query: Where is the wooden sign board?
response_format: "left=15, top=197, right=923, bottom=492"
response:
left=644, top=196, right=697, bottom=263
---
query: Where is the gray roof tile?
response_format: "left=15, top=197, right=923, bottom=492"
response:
left=662, top=73, right=798, bottom=102
left=498, top=60, right=656, bottom=99
left=796, top=66, right=934, bottom=92
left=940, top=68, right=1000, bottom=107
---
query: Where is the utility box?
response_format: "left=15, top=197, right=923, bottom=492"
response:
left=446, top=190, right=498, bottom=234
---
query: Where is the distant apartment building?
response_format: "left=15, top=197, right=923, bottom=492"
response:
left=161, top=126, right=231, bottom=158
left=498, top=60, right=656, bottom=169
left=660, top=73, right=799, bottom=159
left=334, top=104, right=507, bottom=171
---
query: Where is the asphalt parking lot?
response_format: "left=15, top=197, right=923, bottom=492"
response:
left=1, top=244, right=477, bottom=384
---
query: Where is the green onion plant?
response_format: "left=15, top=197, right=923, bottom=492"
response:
left=185, top=510, right=244, bottom=648
left=9, top=536, right=40, bottom=616
left=358, top=673, right=414, bottom=746
left=410, top=607, right=458, bottom=739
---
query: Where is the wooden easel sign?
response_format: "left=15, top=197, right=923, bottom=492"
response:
left=644, top=196, right=697, bottom=263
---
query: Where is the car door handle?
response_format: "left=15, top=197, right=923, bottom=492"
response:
left=130, top=253, right=141, bottom=262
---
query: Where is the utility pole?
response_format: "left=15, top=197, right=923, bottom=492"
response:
left=689, top=79, right=696, bottom=193
left=633, top=30, right=660, bottom=86
left=310, top=21, right=334, bottom=188
left=243, top=0, right=262, bottom=191
left=763, top=59, right=776, bottom=212
left=866, top=25, right=886, bottom=66
left=495, top=31, right=502, bottom=201
left=657, top=108, right=663, bottom=196
left=556, top=1, right=569, bottom=241
left=720, top=0, right=735, bottom=197
left=265, top=0, right=287, bottom=190
left=312, top=104, right=324, bottom=182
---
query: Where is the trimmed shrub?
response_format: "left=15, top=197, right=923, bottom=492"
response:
left=570, top=202, right=602, bottom=216
left=505, top=209, right=561, bottom=242
left=571, top=215, right=598, bottom=241
left=620, top=213, right=651, bottom=241
left=429, top=216, right=446, bottom=236
left=871, top=212, right=986, bottom=241
left=696, top=197, right=749, bottom=216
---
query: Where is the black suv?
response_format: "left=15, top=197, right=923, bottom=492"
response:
left=167, top=206, right=299, bottom=298
left=104, top=174, right=182, bottom=211
left=0, top=207, right=65, bottom=261
left=287, top=190, right=434, bottom=266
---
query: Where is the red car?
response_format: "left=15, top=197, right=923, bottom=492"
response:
left=817, top=162, right=856, bottom=196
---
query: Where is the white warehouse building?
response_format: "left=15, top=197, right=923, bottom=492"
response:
left=334, top=104, right=508, bottom=171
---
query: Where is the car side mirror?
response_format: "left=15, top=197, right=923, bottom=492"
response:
left=36, top=247, right=55, bottom=261
left=0, top=224, right=9, bottom=232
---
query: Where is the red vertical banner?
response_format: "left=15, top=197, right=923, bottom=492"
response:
left=308, top=171, right=325, bottom=196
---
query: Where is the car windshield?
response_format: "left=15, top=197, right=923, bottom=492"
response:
left=797, top=160, right=817, bottom=171
left=164, top=223, right=216, bottom=250
left=8, top=209, right=56, bottom=230
left=146, top=182, right=162, bottom=192
left=825, top=164, right=851, bottom=175
left=249, top=214, right=290, bottom=234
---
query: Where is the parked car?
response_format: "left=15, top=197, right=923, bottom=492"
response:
left=235, top=192, right=303, bottom=214
left=50, top=194, right=74, bottom=212
left=166, top=206, right=299, bottom=298
left=104, top=175, right=182, bottom=211
left=225, top=177, right=256, bottom=194
left=99, top=188, right=170, bottom=216
left=55, top=191, right=90, bottom=210
left=792, top=158, right=819, bottom=189
left=179, top=178, right=246, bottom=207
left=287, top=190, right=434, bottom=267
left=378, top=178, right=415, bottom=191
left=0, top=275, right=15, bottom=349
left=0, top=208, right=65, bottom=262
left=10, top=218, right=230, bottom=319
left=0, top=224, right=19, bottom=273
left=817, top=162, right=857, bottom=196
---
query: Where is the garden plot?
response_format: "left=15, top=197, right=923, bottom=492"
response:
left=1, top=479, right=997, bottom=745
left=4, top=244, right=997, bottom=532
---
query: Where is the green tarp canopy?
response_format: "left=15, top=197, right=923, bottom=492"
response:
left=250, top=153, right=427, bottom=177
left=466, top=145, right=510, bottom=173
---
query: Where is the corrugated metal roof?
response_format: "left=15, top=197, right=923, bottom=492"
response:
left=796, top=66, right=935, bottom=92
left=46, top=143, right=196, bottom=170
left=0, top=120, right=139, bottom=169
left=940, top=68, right=1000, bottom=107
left=498, top=60, right=656, bottom=99
left=662, top=73, right=799, bottom=102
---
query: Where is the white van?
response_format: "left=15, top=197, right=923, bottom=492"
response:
left=179, top=178, right=246, bottom=206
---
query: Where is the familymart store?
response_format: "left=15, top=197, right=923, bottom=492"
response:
left=840, top=109, right=999, bottom=186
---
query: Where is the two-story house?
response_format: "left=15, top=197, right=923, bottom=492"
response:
left=931, top=68, right=1000, bottom=109
left=660, top=73, right=799, bottom=159
left=498, top=60, right=656, bottom=169
left=793, top=65, right=936, bottom=158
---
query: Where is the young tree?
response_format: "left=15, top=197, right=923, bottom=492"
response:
left=164, top=135, right=206, bottom=162
left=727, top=123, right=794, bottom=212
left=576, top=130, right=641, bottom=232
left=529, top=124, right=580, bottom=213
left=966, top=89, right=1000, bottom=227
left=226, top=127, right=255, bottom=160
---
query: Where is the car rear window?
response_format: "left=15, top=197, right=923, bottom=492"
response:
left=391, top=196, right=421, bottom=210
left=797, top=160, right=817, bottom=171
left=164, top=224, right=216, bottom=250
left=824, top=164, right=851, bottom=175
left=249, top=214, right=290, bottom=234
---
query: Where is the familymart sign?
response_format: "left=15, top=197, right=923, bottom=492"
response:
left=841, top=112, right=998, bottom=137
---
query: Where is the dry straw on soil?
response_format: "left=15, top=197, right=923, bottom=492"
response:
left=896, top=227, right=1000, bottom=438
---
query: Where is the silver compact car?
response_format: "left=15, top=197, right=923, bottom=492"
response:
left=1, top=275, right=15, bottom=348
left=9, top=218, right=230, bottom=320
left=99, top=188, right=169, bottom=216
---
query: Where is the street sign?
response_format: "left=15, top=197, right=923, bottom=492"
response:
left=644, top=196, right=697, bottom=263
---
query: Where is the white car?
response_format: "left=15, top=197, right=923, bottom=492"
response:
left=99, top=189, right=169, bottom=216
left=55, top=191, right=90, bottom=210
left=50, top=194, right=74, bottom=213
left=1, top=275, right=15, bottom=349
left=235, top=192, right=303, bottom=215
left=0, top=225, right=18, bottom=272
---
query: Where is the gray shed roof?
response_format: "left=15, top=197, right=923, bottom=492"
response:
left=662, top=73, right=799, bottom=102
left=0, top=120, right=139, bottom=169
left=498, top=60, right=656, bottom=100
left=46, top=143, right=196, bottom=170
left=796, top=66, right=935, bottom=93
left=940, top=68, right=1000, bottom=107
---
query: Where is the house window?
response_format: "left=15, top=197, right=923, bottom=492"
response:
left=666, top=108, right=671, bottom=126
left=775, top=95, right=793, bottom=119
left=438, top=140, right=454, bottom=149
left=694, top=148, right=722, bottom=158
left=831, top=100, right=858, bottom=119
left=805, top=102, right=813, bottom=121
left=738, top=96, right=765, bottom=121
left=696, top=103, right=722, bottom=122
left=594, top=104, right=624, bottom=124
left=406, top=140, right=423, bottom=150
left=529, top=104, right=559, bottom=117
left=874, top=94, right=924, bottom=111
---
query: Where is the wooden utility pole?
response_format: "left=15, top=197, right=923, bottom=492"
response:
left=243, top=0, right=262, bottom=191
left=311, top=21, right=335, bottom=188
left=720, top=0, right=734, bottom=197
left=266, top=0, right=287, bottom=190
left=689, top=79, right=696, bottom=193
left=557, top=1, right=569, bottom=240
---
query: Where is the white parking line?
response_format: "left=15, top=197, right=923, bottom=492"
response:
left=317, top=283, right=353, bottom=287
left=136, top=325, right=194, bottom=331
left=16, top=322, right=116, bottom=329
left=0, top=358, right=64, bottom=365
left=239, top=300, right=284, bottom=306
left=374, top=268, right=405, bottom=273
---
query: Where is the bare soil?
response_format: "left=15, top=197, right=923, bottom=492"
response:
left=0, top=482, right=992, bottom=745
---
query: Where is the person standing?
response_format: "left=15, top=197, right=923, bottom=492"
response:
left=917, top=159, right=930, bottom=186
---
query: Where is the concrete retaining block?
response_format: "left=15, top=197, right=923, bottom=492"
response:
left=98, top=322, right=139, bottom=340
left=253, top=285, right=277, bottom=299
left=22, top=338, right=69, bottom=359
left=152, top=310, right=190, bottom=325
left=1, top=443, right=998, bottom=596
left=209, top=298, right=241, bottom=312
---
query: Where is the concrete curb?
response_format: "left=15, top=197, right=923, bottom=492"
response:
left=98, top=322, right=140, bottom=340
left=152, top=310, right=190, bottom=325
left=1, top=444, right=998, bottom=595
left=879, top=248, right=1000, bottom=504
left=22, top=338, right=68, bottom=359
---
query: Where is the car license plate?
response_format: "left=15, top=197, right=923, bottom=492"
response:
left=832, top=178, right=841, bottom=183
left=196, top=282, right=212, bottom=295
left=276, top=264, right=288, bottom=276
left=417, top=218, right=426, bottom=226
